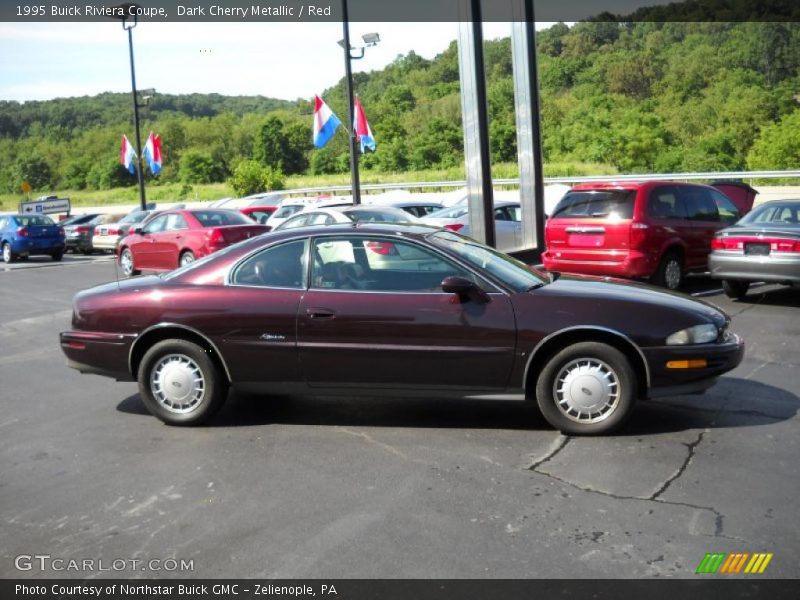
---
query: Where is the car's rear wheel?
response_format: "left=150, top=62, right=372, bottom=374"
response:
left=535, top=342, right=637, bottom=435
left=722, top=279, right=749, bottom=300
left=51, top=250, right=63, bottom=261
left=119, top=247, right=139, bottom=277
left=138, top=339, right=228, bottom=426
left=652, top=251, right=683, bottom=291
left=2, top=242, right=14, bottom=263
left=81, top=248, right=93, bottom=256
left=179, top=251, right=195, bottom=267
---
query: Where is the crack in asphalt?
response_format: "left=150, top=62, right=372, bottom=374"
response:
left=525, top=431, right=746, bottom=540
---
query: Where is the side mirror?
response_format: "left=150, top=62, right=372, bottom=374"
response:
left=441, top=276, right=490, bottom=304
left=134, top=227, right=144, bottom=235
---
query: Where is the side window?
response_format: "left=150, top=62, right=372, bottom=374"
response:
left=143, top=215, right=168, bottom=234
left=647, top=186, right=687, bottom=219
left=710, top=190, right=740, bottom=223
left=308, top=213, right=331, bottom=226
left=231, top=239, right=307, bottom=288
left=682, top=188, right=718, bottom=221
left=165, top=214, right=188, bottom=230
left=310, top=236, right=486, bottom=292
left=494, top=207, right=511, bottom=221
left=281, top=214, right=310, bottom=230
left=0, top=218, right=6, bottom=230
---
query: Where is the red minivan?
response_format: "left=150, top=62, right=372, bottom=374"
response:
left=542, top=182, right=746, bottom=290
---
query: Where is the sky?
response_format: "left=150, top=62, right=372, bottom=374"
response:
left=0, top=21, right=536, bottom=103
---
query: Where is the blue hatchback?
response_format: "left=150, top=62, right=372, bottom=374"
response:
left=0, top=214, right=66, bottom=263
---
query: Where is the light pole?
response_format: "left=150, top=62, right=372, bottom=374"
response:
left=112, top=3, right=147, bottom=211
left=339, top=0, right=379, bottom=205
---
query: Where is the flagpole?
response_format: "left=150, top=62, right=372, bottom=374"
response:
left=341, top=0, right=361, bottom=205
left=124, top=20, right=147, bottom=211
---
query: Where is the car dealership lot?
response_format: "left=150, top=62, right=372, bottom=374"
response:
left=1, top=260, right=798, bottom=578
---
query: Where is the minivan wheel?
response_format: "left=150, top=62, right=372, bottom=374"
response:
left=535, top=342, right=637, bottom=435
left=722, top=279, right=750, bottom=300
left=653, top=252, right=683, bottom=290
left=138, top=339, right=228, bottom=426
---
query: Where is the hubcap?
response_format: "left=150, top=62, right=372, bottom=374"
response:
left=120, top=250, right=133, bottom=275
left=2, top=244, right=9, bottom=262
left=149, top=353, right=205, bottom=414
left=553, top=358, right=620, bottom=423
left=180, top=253, right=194, bottom=266
left=665, top=260, right=681, bottom=289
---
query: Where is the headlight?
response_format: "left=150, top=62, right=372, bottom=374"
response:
left=666, top=324, right=718, bottom=345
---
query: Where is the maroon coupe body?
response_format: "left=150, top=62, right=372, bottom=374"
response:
left=62, top=223, right=744, bottom=434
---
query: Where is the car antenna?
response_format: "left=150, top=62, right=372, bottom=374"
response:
left=113, top=247, right=121, bottom=291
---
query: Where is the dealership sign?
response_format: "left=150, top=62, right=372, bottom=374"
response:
left=18, top=197, right=71, bottom=215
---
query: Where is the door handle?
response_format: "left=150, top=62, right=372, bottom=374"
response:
left=306, top=308, right=336, bottom=320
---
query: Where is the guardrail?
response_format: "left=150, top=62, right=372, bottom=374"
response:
left=280, top=169, right=800, bottom=196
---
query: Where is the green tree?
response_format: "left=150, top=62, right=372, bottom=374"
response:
left=14, top=153, right=53, bottom=191
left=179, top=150, right=224, bottom=183
left=228, top=159, right=285, bottom=196
left=747, top=110, right=800, bottom=170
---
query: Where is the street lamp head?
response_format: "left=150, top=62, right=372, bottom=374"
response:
left=361, top=32, right=380, bottom=46
left=109, top=3, right=141, bottom=29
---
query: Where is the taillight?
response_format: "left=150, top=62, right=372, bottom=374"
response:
left=16, top=227, right=28, bottom=237
left=629, top=221, right=648, bottom=248
left=94, top=226, right=102, bottom=235
left=444, top=223, right=464, bottom=232
left=712, top=236, right=800, bottom=252
left=108, top=228, right=120, bottom=236
left=366, top=241, right=397, bottom=255
left=205, top=228, right=226, bottom=248
left=75, top=226, right=91, bottom=234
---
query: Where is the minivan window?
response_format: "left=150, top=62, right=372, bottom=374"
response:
left=647, top=187, right=688, bottom=219
left=709, top=190, right=740, bottom=223
left=551, top=191, right=635, bottom=219
left=681, top=187, right=719, bottom=221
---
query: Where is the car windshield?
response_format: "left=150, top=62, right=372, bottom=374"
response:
left=61, top=214, right=96, bottom=226
left=428, top=231, right=547, bottom=292
left=427, top=205, right=468, bottom=219
left=15, top=215, right=55, bottom=227
left=191, top=210, right=251, bottom=227
left=272, top=205, right=305, bottom=219
left=552, top=190, right=636, bottom=219
left=344, top=208, right=415, bottom=223
left=738, top=201, right=800, bottom=226
left=120, top=210, right=148, bottom=224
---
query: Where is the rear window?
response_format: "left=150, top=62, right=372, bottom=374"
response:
left=551, top=191, right=636, bottom=219
left=345, top=209, right=413, bottom=223
left=15, top=216, right=55, bottom=227
left=272, top=205, right=305, bottom=219
left=191, top=210, right=250, bottom=227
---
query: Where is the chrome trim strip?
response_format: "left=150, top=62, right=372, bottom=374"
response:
left=565, top=226, right=606, bottom=234
left=128, top=322, right=233, bottom=382
left=522, top=325, right=651, bottom=390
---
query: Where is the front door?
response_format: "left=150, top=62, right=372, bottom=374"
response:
left=297, top=235, right=517, bottom=391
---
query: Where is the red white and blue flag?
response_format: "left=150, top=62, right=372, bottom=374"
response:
left=142, top=132, right=162, bottom=175
left=353, top=96, right=376, bottom=153
left=313, top=94, right=341, bottom=149
left=120, top=134, right=137, bottom=174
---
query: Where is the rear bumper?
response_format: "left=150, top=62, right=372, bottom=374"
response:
left=542, top=249, right=655, bottom=279
left=93, top=235, right=121, bottom=250
left=66, top=235, right=93, bottom=251
left=60, top=330, right=137, bottom=381
left=12, top=239, right=65, bottom=255
left=643, top=333, right=745, bottom=396
left=709, top=252, right=800, bottom=284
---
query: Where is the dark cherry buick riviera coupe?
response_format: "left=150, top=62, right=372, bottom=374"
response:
left=60, top=223, right=744, bottom=435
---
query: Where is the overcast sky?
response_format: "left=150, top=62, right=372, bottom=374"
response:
left=0, top=22, right=541, bottom=103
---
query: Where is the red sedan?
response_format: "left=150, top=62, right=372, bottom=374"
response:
left=117, top=208, right=269, bottom=276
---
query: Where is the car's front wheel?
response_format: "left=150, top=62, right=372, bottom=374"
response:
left=138, top=339, right=228, bottom=426
left=722, top=279, right=749, bottom=300
left=535, top=342, right=637, bottom=435
left=119, top=247, right=139, bottom=277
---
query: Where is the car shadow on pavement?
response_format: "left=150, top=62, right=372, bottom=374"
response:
left=116, top=376, right=797, bottom=434
left=733, top=286, right=800, bottom=308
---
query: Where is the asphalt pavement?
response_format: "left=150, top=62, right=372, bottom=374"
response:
left=0, top=260, right=798, bottom=579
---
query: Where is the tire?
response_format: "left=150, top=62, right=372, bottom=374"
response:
left=534, top=341, right=638, bottom=435
left=179, top=251, right=195, bottom=267
left=652, top=251, right=683, bottom=291
left=2, top=242, right=14, bottom=263
left=81, top=248, right=93, bottom=256
left=137, top=339, right=228, bottom=426
left=51, top=250, right=63, bottom=261
left=119, top=247, right=139, bottom=277
left=722, top=279, right=750, bottom=300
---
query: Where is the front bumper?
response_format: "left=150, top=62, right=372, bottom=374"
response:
left=709, top=251, right=800, bottom=284
left=60, top=330, right=137, bottom=381
left=643, top=333, right=745, bottom=397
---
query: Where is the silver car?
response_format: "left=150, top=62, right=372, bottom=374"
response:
left=420, top=200, right=522, bottom=252
left=709, top=199, right=800, bottom=298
